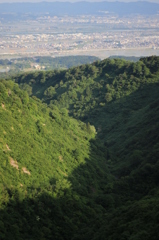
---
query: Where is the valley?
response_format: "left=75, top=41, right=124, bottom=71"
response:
left=0, top=56, right=159, bottom=239
left=0, top=1, right=159, bottom=239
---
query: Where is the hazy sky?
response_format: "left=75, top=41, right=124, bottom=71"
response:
left=0, top=0, right=158, bottom=3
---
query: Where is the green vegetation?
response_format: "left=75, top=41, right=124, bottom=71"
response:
left=0, top=55, right=99, bottom=78
left=109, top=55, right=140, bottom=62
left=14, top=56, right=158, bottom=122
left=0, top=56, right=159, bottom=239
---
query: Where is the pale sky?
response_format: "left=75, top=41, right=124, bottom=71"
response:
left=0, top=0, right=158, bottom=3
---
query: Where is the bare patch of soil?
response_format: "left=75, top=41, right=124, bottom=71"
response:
left=6, top=144, right=11, bottom=151
left=59, top=155, right=63, bottom=161
left=22, top=167, right=31, bottom=175
left=10, top=157, right=19, bottom=170
left=1, top=103, right=6, bottom=110
left=58, top=167, right=68, bottom=177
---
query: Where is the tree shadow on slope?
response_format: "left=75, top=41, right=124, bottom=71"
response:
left=1, top=83, right=159, bottom=240
left=0, top=135, right=110, bottom=240
left=1, top=133, right=159, bottom=240
left=88, top=83, right=159, bottom=189
left=85, top=82, right=159, bottom=155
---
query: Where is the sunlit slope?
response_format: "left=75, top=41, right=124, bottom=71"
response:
left=13, top=56, right=159, bottom=184
left=14, top=56, right=159, bottom=156
left=0, top=80, right=110, bottom=240
left=14, top=56, right=159, bottom=120
left=1, top=56, right=159, bottom=239
left=0, top=80, right=90, bottom=185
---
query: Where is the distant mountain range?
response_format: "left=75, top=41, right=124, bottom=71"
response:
left=0, top=1, right=159, bottom=17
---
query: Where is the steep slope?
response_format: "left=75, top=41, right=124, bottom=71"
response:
left=14, top=56, right=159, bottom=117
left=14, top=56, right=159, bottom=157
left=1, top=56, right=159, bottom=239
left=0, top=79, right=110, bottom=240
left=12, top=56, right=159, bottom=188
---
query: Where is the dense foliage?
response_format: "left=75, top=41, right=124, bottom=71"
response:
left=0, top=56, right=159, bottom=239
left=14, top=56, right=159, bottom=122
left=109, top=55, right=140, bottom=62
left=0, top=55, right=99, bottom=78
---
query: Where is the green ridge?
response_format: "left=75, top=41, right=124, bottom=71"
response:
left=0, top=56, right=159, bottom=239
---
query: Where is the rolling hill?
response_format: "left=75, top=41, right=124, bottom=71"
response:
left=0, top=56, right=159, bottom=239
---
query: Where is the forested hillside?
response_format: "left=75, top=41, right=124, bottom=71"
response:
left=0, top=55, right=99, bottom=79
left=0, top=56, right=159, bottom=239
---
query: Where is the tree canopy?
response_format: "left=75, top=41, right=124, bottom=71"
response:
left=0, top=56, right=159, bottom=239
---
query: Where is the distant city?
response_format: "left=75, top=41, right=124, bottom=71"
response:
left=0, top=2, right=159, bottom=59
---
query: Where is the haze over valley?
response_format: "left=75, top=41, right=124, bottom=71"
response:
left=0, top=1, right=159, bottom=60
